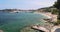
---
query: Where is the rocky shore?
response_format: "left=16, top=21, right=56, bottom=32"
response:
left=31, top=12, right=58, bottom=32
left=34, top=12, right=57, bottom=22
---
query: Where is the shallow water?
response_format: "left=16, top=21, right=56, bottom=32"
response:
left=0, top=12, right=48, bottom=32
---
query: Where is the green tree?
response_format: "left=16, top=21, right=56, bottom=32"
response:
left=54, top=0, right=60, bottom=20
left=51, top=8, right=58, bottom=14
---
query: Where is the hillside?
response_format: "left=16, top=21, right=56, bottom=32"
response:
left=36, top=6, right=58, bottom=15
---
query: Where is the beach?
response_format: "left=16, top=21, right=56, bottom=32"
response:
left=34, top=12, right=57, bottom=22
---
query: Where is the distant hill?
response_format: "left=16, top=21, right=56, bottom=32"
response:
left=36, top=6, right=58, bottom=14
left=0, top=9, right=36, bottom=12
left=0, top=6, right=58, bottom=14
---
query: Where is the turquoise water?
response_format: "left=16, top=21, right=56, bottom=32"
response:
left=0, top=12, right=48, bottom=32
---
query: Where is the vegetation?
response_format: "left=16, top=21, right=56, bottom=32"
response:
left=37, top=7, right=58, bottom=14
left=54, top=0, right=60, bottom=20
left=53, top=0, right=60, bottom=24
left=57, top=20, right=60, bottom=24
left=53, top=20, right=60, bottom=26
left=51, top=8, right=58, bottom=14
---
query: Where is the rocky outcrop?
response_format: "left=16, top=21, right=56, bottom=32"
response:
left=0, top=30, right=3, bottom=32
left=31, top=25, right=49, bottom=32
left=51, top=25, right=60, bottom=32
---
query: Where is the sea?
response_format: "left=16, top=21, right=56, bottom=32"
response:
left=0, top=12, right=48, bottom=32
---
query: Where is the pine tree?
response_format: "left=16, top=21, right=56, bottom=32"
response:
left=54, top=0, right=60, bottom=20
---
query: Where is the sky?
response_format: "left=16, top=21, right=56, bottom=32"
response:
left=0, top=0, right=57, bottom=10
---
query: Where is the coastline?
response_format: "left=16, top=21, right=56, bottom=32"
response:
left=31, top=12, right=58, bottom=32
left=34, top=12, right=57, bottom=22
left=0, top=11, right=58, bottom=32
left=33, top=12, right=51, bottom=19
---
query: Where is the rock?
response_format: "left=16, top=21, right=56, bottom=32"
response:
left=0, top=30, right=3, bottom=32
